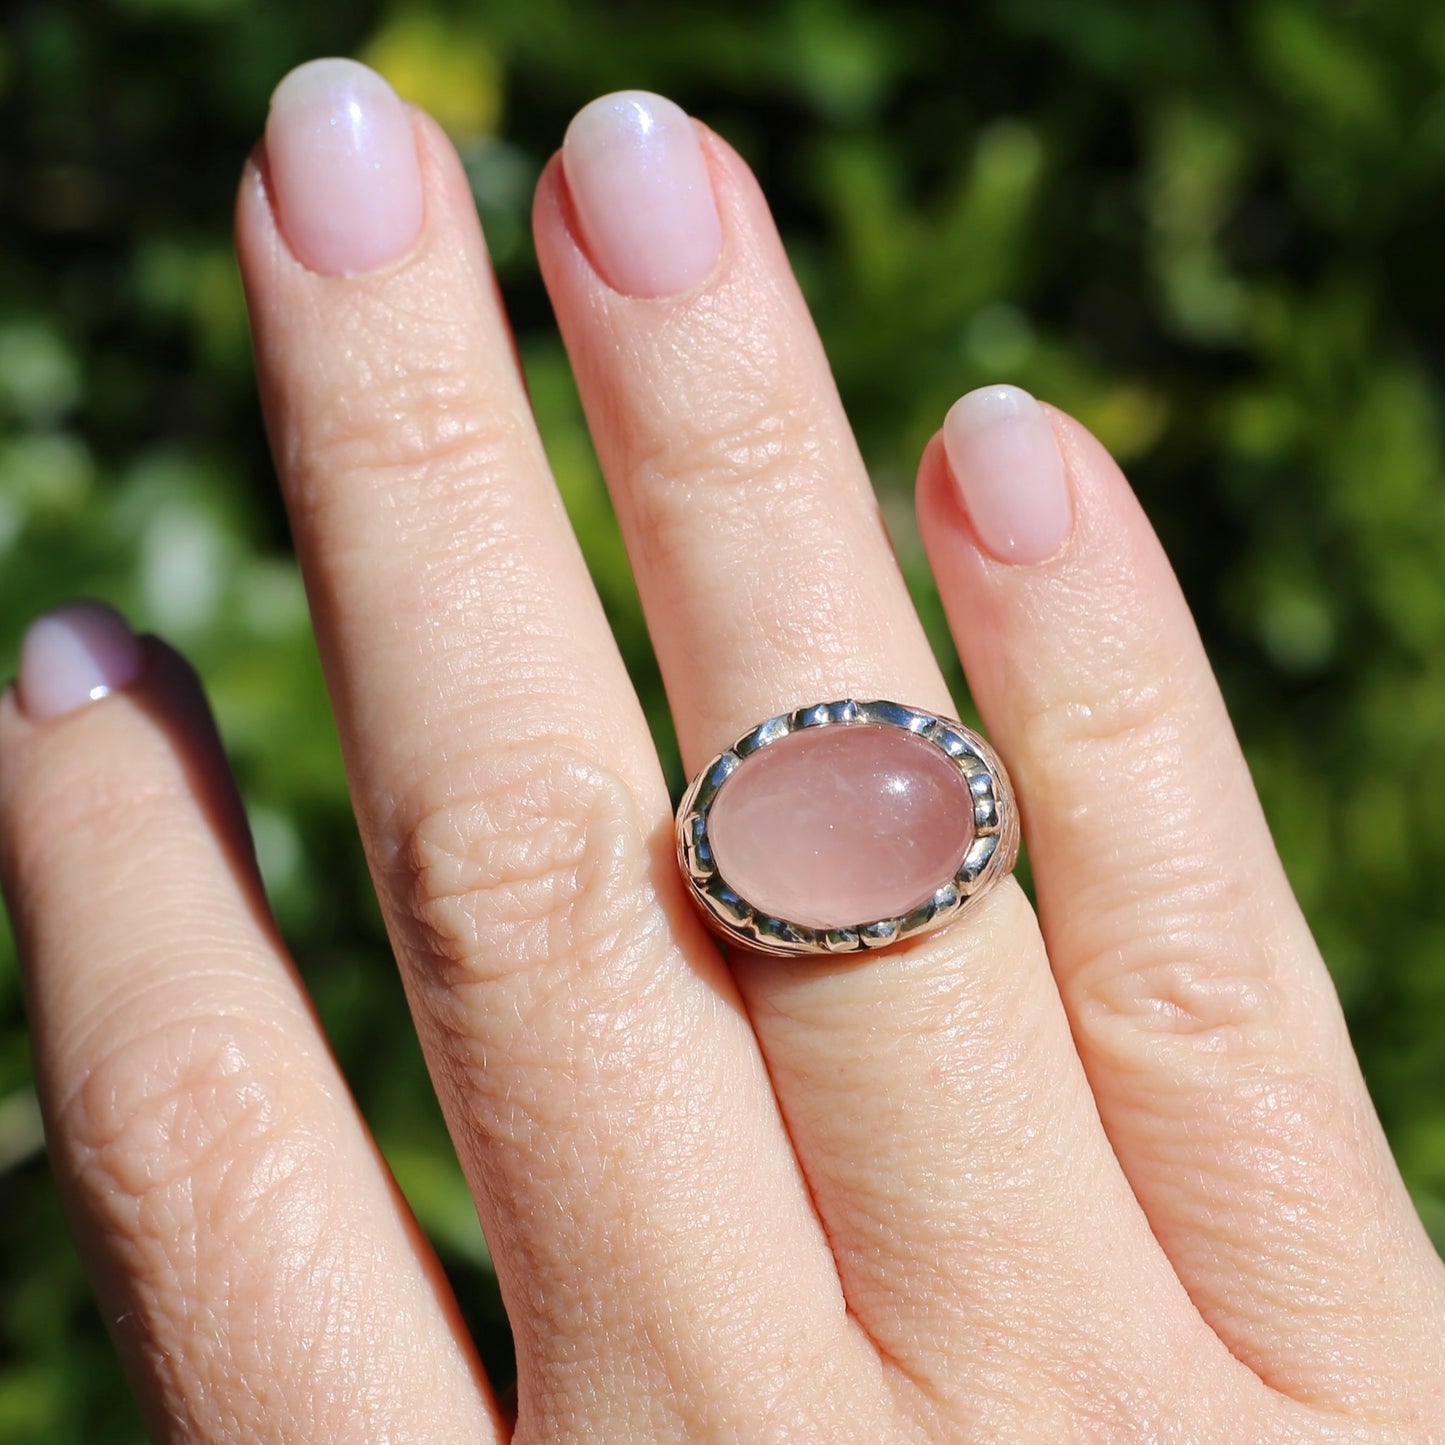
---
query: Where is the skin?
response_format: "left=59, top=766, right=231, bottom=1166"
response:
left=1, top=94, right=1442, bottom=1444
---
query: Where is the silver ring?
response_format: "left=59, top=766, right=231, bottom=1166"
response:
left=675, top=699, right=1019, bottom=956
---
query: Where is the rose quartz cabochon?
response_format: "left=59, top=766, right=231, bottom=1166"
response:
left=707, top=724, right=977, bottom=930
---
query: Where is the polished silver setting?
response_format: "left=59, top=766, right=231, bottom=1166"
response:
left=675, top=699, right=1020, bottom=957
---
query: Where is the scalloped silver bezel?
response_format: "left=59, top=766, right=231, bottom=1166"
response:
left=675, top=699, right=1020, bottom=957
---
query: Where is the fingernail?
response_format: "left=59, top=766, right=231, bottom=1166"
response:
left=18, top=603, right=145, bottom=722
left=265, top=57, right=424, bottom=277
left=562, top=90, right=722, bottom=298
left=943, top=385, right=1073, bottom=564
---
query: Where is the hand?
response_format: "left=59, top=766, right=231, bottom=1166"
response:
left=2, top=61, right=1440, bottom=1442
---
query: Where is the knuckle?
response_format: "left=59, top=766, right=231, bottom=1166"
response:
left=634, top=423, right=847, bottom=602
left=636, top=400, right=830, bottom=503
left=309, top=368, right=522, bottom=489
left=396, top=743, right=670, bottom=1006
left=1020, top=654, right=1298, bottom=1062
left=1009, top=567, right=1205, bottom=784
left=289, top=306, right=533, bottom=522
left=1071, top=893, right=1287, bottom=1057
left=58, top=1013, right=329, bottom=1259
left=55, top=1016, right=414, bottom=1437
left=1016, top=670, right=1192, bottom=785
left=626, top=304, right=843, bottom=509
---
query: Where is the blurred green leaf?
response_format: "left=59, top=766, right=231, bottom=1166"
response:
left=3, top=0, right=1445, bottom=1432
left=383, top=1144, right=494, bottom=1270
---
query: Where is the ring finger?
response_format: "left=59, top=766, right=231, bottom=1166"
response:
left=534, top=92, right=1257, bottom=1431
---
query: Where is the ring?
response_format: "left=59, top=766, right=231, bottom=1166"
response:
left=675, top=699, right=1019, bottom=956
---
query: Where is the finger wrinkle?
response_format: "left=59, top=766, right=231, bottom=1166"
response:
left=1077, top=943, right=1286, bottom=1055
left=59, top=1014, right=318, bottom=1204
left=8, top=771, right=193, bottom=882
left=394, top=745, right=672, bottom=1006
left=51, top=961, right=304, bottom=1096
left=294, top=387, right=536, bottom=522
left=59, top=1010, right=476, bottom=1438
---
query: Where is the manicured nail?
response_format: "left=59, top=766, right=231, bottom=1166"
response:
left=265, top=58, right=424, bottom=277
left=562, top=90, right=722, bottom=298
left=942, top=385, right=1073, bottom=564
left=17, top=603, right=145, bottom=722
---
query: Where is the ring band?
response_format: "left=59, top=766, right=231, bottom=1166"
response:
left=675, top=699, right=1019, bottom=956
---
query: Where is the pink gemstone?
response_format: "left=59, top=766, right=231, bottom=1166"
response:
left=707, top=723, right=976, bottom=930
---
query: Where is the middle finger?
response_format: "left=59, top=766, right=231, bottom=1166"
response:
left=535, top=91, right=1251, bottom=1425
left=237, top=61, right=887, bottom=1440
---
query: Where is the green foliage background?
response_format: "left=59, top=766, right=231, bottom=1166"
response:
left=2, top=0, right=1444, bottom=1435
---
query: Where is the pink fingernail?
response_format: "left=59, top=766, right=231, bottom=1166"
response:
left=18, top=603, right=145, bottom=722
left=562, top=90, right=722, bottom=298
left=265, top=58, right=424, bottom=277
left=943, top=385, right=1074, bottom=565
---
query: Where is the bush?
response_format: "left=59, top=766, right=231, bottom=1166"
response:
left=2, top=1, right=1442, bottom=1435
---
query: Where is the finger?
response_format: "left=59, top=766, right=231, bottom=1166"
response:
left=920, top=388, right=1445, bottom=1414
left=533, top=91, right=1262, bottom=1430
left=0, top=605, right=500, bottom=1444
left=237, top=62, right=890, bottom=1441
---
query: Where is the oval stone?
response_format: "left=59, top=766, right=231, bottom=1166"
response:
left=707, top=723, right=976, bottom=930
